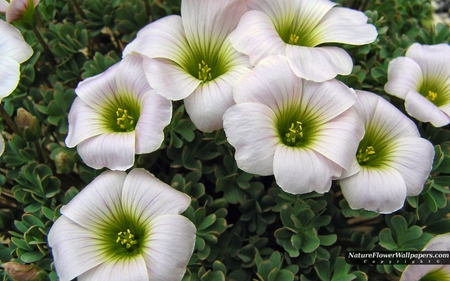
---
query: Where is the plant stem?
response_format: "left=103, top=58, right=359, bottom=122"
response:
left=71, top=0, right=87, bottom=20
left=32, top=27, right=57, bottom=66
left=0, top=104, right=20, bottom=136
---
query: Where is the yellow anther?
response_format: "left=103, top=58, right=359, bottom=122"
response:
left=284, top=121, right=303, bottom=146
left=198, top=60, right=212, bottom=82
left=357, top=146, right=376, bottom=164
left=116, top=228, right=139, bottom=251
left=288, top=34, right=299, bottom=45
left=115, top=108, right=135, bottom=132
left=426, top=90, right=437, bottom=102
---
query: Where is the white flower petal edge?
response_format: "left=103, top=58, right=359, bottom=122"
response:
left=0, top=134, right=4, bottom=156
left=400, top=233, right=450, bottom=281
left=47, top=216, right=107, bottom=281
left=384, top=57, right=423, bottom=99
left=143, top=215, right=196, bottom=281
left=404, top=90, right=450, bottom=127
left=273, top=146, right=342, bottom=194
left=0, top=56, right=20, bottom=100
left=0, top=0, right=7, bottom=13
left=223, top=103, right=279, bottom=176
left=340, top=166, right=407, bottom=213
left=78, top=256, right=149, bottom=281
left=0, top=19, right=33, bottom=63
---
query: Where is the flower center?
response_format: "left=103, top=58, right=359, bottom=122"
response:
left=116, top=108, right=135, bottom=132
left=426, top=90, right=437, bottom=102
left=283, top=121, right=304, bottom=147
left=116, top=229, right=139, bottom=251
left=356, top=146, right=375, bottom=165
left=288, top=34, right=300, bottom=45
left=419, top=268, right=450, bottom=281
left=198, top=60, right=212, bottom=82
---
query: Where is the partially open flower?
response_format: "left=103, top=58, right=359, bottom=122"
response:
left=229, top=0, right=377, bottom=82
left=0, top=0, right=40, bottom=24
left=0, top=19, right=33, bottom=100
left=48, top=168, right=196, bottom=281
left=123, top=0, right=251, bottom=132
left=223, top=55, right=364, bottom=194
left=65, top=54, right=172, bottom=170
left=400, top=233, right=450, bottom=281
left=339, top=91, right=434, bottom=213
left=385, top=43, right=450, bottom=127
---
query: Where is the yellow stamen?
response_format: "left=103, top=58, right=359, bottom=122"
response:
left=288, top=34, right=299, bottom=45
left=356, top=146, right=375, bottom=164
left=284, top=121, right=303, bottom=146
left=198, top=60, right=212, bottom=82
left=426, top=90, right=437, bottom=102
left=116, top=228, right=139, bottom=250
left=116, top=108, right=135, bottom=132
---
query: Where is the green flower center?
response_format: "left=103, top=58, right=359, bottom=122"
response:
left=198, top=60, right=212, bottom=82
left=418, top=76, right=449, bottom=107
left=116, top=229, right=139, bottom=251
left=116, top=108, right=136, bottom=132
left=356, top=146, right=376, bottom=165
left=283, top=121, right=304, bottom=146
left=419, top=268, right=450, bottom=281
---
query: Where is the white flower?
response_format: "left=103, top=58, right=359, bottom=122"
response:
left=48, top=168, right=196, bottom=281
left=229, top=0, right=377, bottom=82
left=0, top=0, right=40, bottom=23
left=65, top=54, right=172, bottom=170
left=339, top=91, right=434, bottom=213
left=223, top=55, right=364, bottom=194
left=0, top=134, right=4, bottom=156
left=123, top=0, right=252, bottom=132
left=0, top=19, right=33, bottom=100
left=385, top=43, right=450, bottom=127
left=400, top=233, right=450, bottom=281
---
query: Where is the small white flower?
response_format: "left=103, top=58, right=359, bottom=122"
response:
left=339, top=91, right=434, bottom=213
left=48, top=168, right=196, bottom=281
left=123, top=0, right=252, bottom=132
left=385, top=43, right=450, bottom=127
left=0, top=19, right=33, bottom=100
left=400, top=233, right=450, bottom=281
left=229, top=0, right=377, bottom=82
left=65, top=54, right=172, bottom=170
left=223, top=55, right=364, bottom=194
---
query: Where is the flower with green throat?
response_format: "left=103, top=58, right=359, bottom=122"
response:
left=65, top=53, right=172, bottom=170
left=223, top=55, right=364, bottom=194
left=339, top=91, right=434, bottom=213
left=228, top=0, right=377, bottom=82
left=47, top=168, right=196, bottom=281
left=122, top=0, right=252, bottom=132
left=385, top=43, right=450, bottom=127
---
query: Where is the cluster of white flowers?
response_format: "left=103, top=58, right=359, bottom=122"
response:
left=2, top=0, right=446, bottom=280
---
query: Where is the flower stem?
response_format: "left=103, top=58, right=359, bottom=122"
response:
left=0, top=104, right=20, bottom=136
left=32, top=27, right=56, bottom=66
left=34, top=140, right=48, bottom=164
left=71, top=0, right=87, bottom=20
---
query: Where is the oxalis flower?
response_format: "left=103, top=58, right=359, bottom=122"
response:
left=123, top=0, right=252, bottom=132
left=48, top=168, right=196, bottom=281
left=385, top=43, right=450, bottom=127
left=400, top=233, right=450, bottom=281
left=223, top=55, right=364, bottom=194
left=339, top=91, right=434, bottom=213
left=228, top=0, right=377, bottom=82
left=0, top=19, right=33, bottom=100
left=65, top=54, right=172, bottom=170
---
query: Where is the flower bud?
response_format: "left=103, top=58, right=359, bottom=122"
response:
left=16, top=108, right=40, bottom=142
left=5, top=0, right=39, bottom=28
left=54, top=151, right=75, bottom=174
left=2, top=262, right=49, bottom=281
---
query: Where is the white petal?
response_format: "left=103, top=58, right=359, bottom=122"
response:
left=355, top=90, right=420, bottom=142
left=123, top=15, right=191, bottom=67
left=286, top=45, right=353, bottom=82
left=385, top=137, right=434, bottom=196
left=401, top=264, right=450, bottom=281
left=61, top=170, right=126, bottom=229
left=313, top=7, right=377, bottom=45
left=404, top=90, right=450, bottom=127
left=184, top=65, right=251, bottom=132
left=78, top=256, right=149, bottom=281
left=340, top=166, right=407, bottom=213
left=48, top=216, right=105, bottom=281
left=309, top=106, right=365, bottom=170
left=115, top=54, right=152, bottom=102
left=0, top=134, right=4, bottom=157
left=122, top=169, right=191, bottom=226
left=182, top=0, right=247, bottom=55
left=75, top=63, right=120, bottom=111
left=135, top=91, right=172, bottom=154
left=229, top=10, right=286, bottom=66
left=65, top=97, right=109, bottom=148
left=273, top=146, right=342, bottom=194
left=76, top=132, right=136, bottom=170
left=142, top=56, right=200, bottom=100
left=6, top=0, right=39, bottom=23
left=0, top=20, right=33, bottom=63
left=143, top=215, right=196, bottom=281
left=0, top=0, right=7, bottom=13
left=0, top=56, right=19, bottom=100
left=385, top=57, right=423, bottom=99
left=223, top=103, right=279, bottom=176
left=406, top=43, right=450, bottom=81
